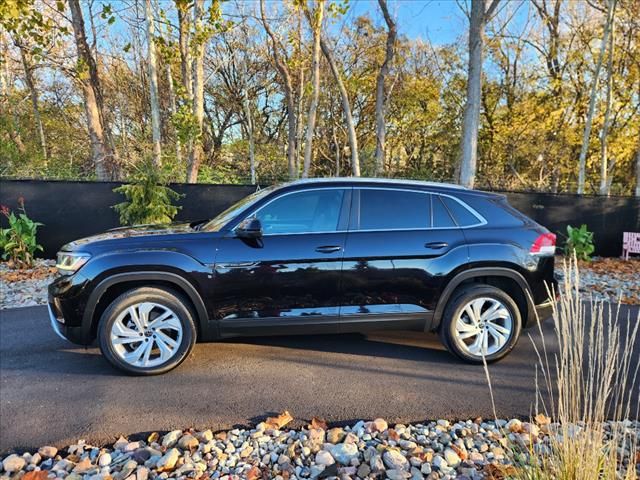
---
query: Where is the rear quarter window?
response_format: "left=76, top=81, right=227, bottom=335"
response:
left=455, top=193, right=526, bottom=227
left=440, top=196, right=483, bottom=227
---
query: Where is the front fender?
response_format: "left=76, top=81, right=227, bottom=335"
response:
left=79, top=250, right=214, bottom=340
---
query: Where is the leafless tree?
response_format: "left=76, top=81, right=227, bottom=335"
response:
left=260, top=0, right=297, bottom=179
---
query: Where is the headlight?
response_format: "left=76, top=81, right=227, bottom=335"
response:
left=56, top=252, right=91, bottom=274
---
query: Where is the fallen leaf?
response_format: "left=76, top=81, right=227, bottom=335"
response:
left=23, top=472, right=49, bottom=480
left=246, top=466, right=261, bottom=480
left=148, top=432, right=159, bottom=443
left=534, top=413, right=551, bottom=426
left=309, top=416, right=327, bottom=431
left=266, top=411, right=293, bottom=430
left=483, top=462, right=517, bottom=480
left=451, top=444, right=467, bottom=460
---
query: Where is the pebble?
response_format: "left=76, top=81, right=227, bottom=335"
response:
left=38, top=446, right=58, bottom=459
left=0, top=417, right=638, bottom=480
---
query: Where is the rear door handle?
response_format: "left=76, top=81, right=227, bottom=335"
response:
left=424, top=242, right=448, bottom=249
left=315, top=245, right=342, bottom=253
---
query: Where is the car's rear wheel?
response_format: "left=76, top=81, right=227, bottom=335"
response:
left=97, top=287, right=196, bottom=375
left=440, top=285, right=521, bottom=363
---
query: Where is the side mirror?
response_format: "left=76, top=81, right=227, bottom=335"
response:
left=236, top=217, right=263, bottom=239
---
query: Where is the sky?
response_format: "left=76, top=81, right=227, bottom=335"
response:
left=347, top=0, right=468, bottom=45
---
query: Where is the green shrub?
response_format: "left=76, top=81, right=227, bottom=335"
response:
left=564, top=224, right=595, bottom=261
left=0, top=199, right=43, bottom=269
left=113, top=160, right=183, bottom=226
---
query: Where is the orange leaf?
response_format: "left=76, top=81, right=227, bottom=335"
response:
left=534, top=413, right=550, bottom=425
left=246, top=466, right=261, bottom=480
left=266, top=411, right=293, bottom=430
left=309, top=417, right=327, bottom=431
left=23, top=472, right=48, bottom=480
left=388, top=429, right=400, bottom=442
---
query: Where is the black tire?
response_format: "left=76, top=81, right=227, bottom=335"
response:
left=97, top=287, right=197, bottom=375
left=439, top=284, right=522, bottom=363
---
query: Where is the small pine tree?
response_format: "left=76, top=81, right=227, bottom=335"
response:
left=113, top=160, right=183, bottom=226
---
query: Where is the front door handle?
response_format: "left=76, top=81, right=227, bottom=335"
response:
left=424, top=242, right=448, bottom=249
left=315, top=245, right=342, bottom=253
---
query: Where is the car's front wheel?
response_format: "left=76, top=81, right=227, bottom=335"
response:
left=440, top=285, right=522, bottom=363
left=97, top=287, right=196, bottom=375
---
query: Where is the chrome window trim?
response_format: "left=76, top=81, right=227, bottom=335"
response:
left=234, top=186, right=350, bottom=237
left=231, top=185, right=487, bottom=236
left=351, top=186, right=487, bottom=232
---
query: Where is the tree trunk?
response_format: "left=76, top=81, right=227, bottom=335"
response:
left=599, top=11, right=615, bottom=196
left=177, top=3, right=192, bottom=101
left=18, top=44, right=47, bottom=161
left=68, top=0, right=111, bottom=180
left=186, top=0, right=205, bottom=183
left=144, top=0, right=162, bottom=167
left=577, top=0, right=616, bottom=194
left=302, top=0, right=324, bottom=178
left=320, top=36, right=360, bottom=176
left=636, top=115, right=640, bottom=197
left=459, top=0, right=487, bottom=189
left=166, top=63, right=182, bottom=164
left=242, top=88, right=256, bottom=184
left=260, top=0, right=297, bottom=179
left=374, top=0, right=397, bottom=176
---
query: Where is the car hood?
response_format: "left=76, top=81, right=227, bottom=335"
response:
left=61, top=222, right=199, bottom=251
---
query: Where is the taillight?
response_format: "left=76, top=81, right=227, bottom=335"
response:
left=530, top=233, right=556, bottom=256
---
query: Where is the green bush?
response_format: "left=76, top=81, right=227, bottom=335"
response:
left=113, top=160, right=183, bottom=226
left=0, top=199, right=43, bottom=269
left=564, top=224, right=595, bottom=261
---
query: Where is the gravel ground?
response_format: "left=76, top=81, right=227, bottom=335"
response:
left=1, top=417, right=638, bottom=480
left=0, top=257, right=638, bottom=310
left=0, top=260, right=56, bottom=309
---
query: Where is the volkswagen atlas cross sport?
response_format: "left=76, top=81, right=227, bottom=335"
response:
left=48, top=178, right=557, bottom=375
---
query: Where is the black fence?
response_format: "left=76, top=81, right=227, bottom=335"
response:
left=1, top=179, right=638, bottom=258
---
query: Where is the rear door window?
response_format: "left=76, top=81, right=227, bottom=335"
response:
left=357, top=189, right=430, bottom=230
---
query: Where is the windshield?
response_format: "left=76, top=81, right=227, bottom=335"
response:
left=201, top=186, right=277, bottom=232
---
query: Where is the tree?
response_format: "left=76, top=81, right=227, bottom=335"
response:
left=68, top=0, right=114, bottom=180
left=186, top=0, right=206, bottom=183
left=599, top=8, right=616, bottom=196
left=458, top=0, right=500, bottom=188
left=374, top=0, right=397, bottom=176
left=16, top=40, right=47, bottom=161
left=302, top=0, right=325, bottom=178
left=144, top=0, right=162, bottom=167
left=320, top=35, right=360, bottom=176
left=577, top=0, right=616, bottom=194
left=260, top=0, right=297, bottom=179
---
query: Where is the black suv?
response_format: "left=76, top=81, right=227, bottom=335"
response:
left=49, top=178, right=556, bottom=374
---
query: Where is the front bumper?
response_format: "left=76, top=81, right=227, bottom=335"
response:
left=48, top=273, right=93, bottom=345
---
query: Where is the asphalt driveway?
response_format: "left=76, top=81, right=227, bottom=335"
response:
left=1, top=304, right=638, bottom=453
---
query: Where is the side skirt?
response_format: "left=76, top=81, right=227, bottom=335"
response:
left=217, top=312, right=431, bottom=339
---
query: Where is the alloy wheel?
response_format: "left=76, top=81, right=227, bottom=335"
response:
left=109, top=302, right=183, bottom=368
left=453, top=297, right=513, bottom=358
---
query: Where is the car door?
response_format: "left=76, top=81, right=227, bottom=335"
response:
left=339, top=187, right=468, bottom=332
left=212, top=187, right=351, bottom=337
